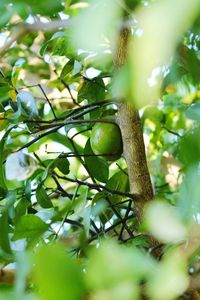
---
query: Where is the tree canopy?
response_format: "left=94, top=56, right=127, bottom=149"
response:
left=1, top=0, right=200, bottom=299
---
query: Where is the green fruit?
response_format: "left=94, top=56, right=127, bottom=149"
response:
left=90, top=122, right=123, bottom=161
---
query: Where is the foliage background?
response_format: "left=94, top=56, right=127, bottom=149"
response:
left=0, top=0, right=200, bottom=299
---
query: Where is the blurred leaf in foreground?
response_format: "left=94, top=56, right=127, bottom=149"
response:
left=34, top=244, right=84, bottom=300
left=147, top=249, right=189, bottom=300
left=178, top=164, right=200, bottom=222
left=86, top=239, right=154, bottom=299
left=144, top=201, right=186, bottom=243
left=129, top=0, right=200, bottom=107
left=71, top=0, right=121, bottom=53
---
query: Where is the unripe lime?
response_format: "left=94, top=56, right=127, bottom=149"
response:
left=90, top=122, right=123, bottom=161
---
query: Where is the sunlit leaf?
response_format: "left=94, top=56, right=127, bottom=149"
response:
left=144, top=201, right=186, bottom=243
left=40, top=32, right=65, bottom=56
left=178, top=165, right=200, bottom=222
left=71, top=0, right=121, bottom=52
left=147, top=249, right=189, bottom=300
left=129, top=0, right=200, bottom=106
left=34, top=244, right=85, bottom=300
left=86, top=240, right=155, bottom=290
left=16, top=91, right=38, bottom=118
left=177, top=127, right=200, bottom=168
left=13, top=214, right=49, bottom=241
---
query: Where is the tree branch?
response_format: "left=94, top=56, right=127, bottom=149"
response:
left=0, top=19, right=70, bottom=57
left=55, top=174, right=134, bottom=199
left=115, top=28, right=154, bottom=215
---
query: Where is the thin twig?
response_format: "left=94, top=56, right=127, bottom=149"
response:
left=88, top=213, right=136, bottom=243
left=38, top=84, right=57, bottom=119
left=105, top=195, right=133, bottom=237
left=0, top=19, right=71, bottom=57
left=116, top=163, right=128, bottom=176
left=118, top=199, right=133, bottom=241
left=29, top=118, right=117, bottom=133
left=162, top=126, right=181, bottom=137
left=55, top=174, right=134, bottom=199
left=16, top=125, right=62, bottom=152
left=54, top=69, right=80, bottom=106
left=23, top=100, right=114, bottom=125
left=68, top=136, right=97, bottom=183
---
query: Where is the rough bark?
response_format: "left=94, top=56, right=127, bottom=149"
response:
left=115, top=28, right=154, bottom=210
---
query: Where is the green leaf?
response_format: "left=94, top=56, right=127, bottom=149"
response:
left=106, top=169, right=129, bottom=202
left=92, top=192, right=113, bottom=223
left=86, top=240, right=155, bottom=290
left=55, top=157, right=70, bottom=175
left=16, top=91, right=38, bottom=118
left=0, top=7, right=13, bottom=28
left=84, top=139, right=109, bottom=183
left=0, top=209, right=12, bottom=254
left=177, top=127, right=200, bottom=167
left=15, top=251, right=31, bottom=295
left=185, top=103, right=200, bottom=121
left=60, top=60, right=74, bottom=79
left=147, top=249, right=188, bottom=300
left=34, top=244, right=85, bottom=300
left=144, top=201, right=186, bottom=243
left=13, top=214, right=49, bottom=241
left=4, top=0, right=63, bottom=16
left=0, top=126, right=16, bottom=197
left=129, top=0, right=200, bottom=107
left=71, top=0, right=121, bottom=52
left=41, top=156, right=70, bottom=182
left=0, top=291, right=37, bottom=300
left=78, top=78, right=106, bottom=103
left=14, top=199, right=30, bottom=224
left=40, top=31, right=65, bottom=56
left=178, top=164, right=200, bottom=222
left=11, top=58, right=26, bottom=87
left=36, top=186, right=53, bottom=209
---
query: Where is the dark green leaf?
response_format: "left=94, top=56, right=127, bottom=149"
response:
left=78, top=78, right=106, bottom=103
left=84, top=139, right=109, bottom=183
left=106, top=169, right=129, bottom=203
left=55, top=157, right=70, bottom=175
left=36, top=186, right=53, bottom=208
left=0, top=126, right=16, bottom=197
left=0, top=210, right=12, bottom=254
left=14, top=199, right=30, bottom=224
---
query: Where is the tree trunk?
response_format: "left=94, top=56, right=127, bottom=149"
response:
left=115, top=28, right=154, bottom=212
